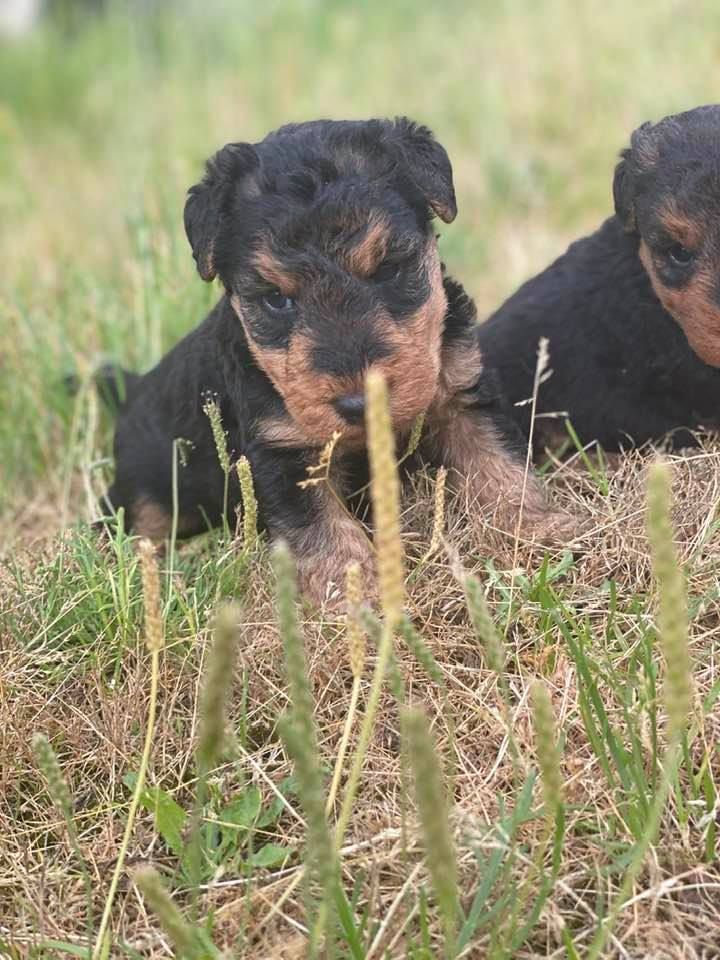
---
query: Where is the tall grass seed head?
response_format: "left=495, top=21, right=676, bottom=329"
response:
left=646, top=461, right=693, bottom=738
left=236, top=455, right=258, bottom=547
left=460, top=568, right=505, bottom=676
left=134, top=866, right=202, bottom=958
left=365, top=370, right=405, bottom=625
left=345, top=561, right=366, bottom=680
left=32, top=732, right=73, bottom=821
left=139, top=538, right=164, bottom=653
left=197, top=603, right=240, bottom=773
left=530, top=680, right=563, bottom=819
left=203, top=393, right=230, bottom=474
left=403, top=707, right=458, bottom=937
left=273, top=542, right=317, bottom=749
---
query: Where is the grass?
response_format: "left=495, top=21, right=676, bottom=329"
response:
left=1, top=1, right=720, bottom=956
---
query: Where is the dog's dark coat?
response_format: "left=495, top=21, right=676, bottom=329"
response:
left=100, top=118, right=571, bottom=603
left=478, top=104, right=720, bottom=456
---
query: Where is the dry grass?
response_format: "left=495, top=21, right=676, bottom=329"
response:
left=2, top=438, right=719, bottom=957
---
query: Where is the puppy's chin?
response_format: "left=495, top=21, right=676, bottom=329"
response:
left=291, top=401, right=428, bottom=450
left=271, top=403, right=360, bottom=448
left=336, top=425, right=369, bottom=450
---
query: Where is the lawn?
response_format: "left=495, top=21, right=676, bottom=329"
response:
left=1, top=1, right=719, bottom=957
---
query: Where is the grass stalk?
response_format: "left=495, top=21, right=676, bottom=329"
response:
left=204, top=395, right=231, bottom=541
left=187, top=603, right=240, bottom=899
left=403, top=706, right=458, bottom=958
left=501, top=680, right=566, bottom=951
left=419, top=465, right=447, bottom=565
left=236, top=455, right=258, bottom=550
left=457, top=562, right=524, bottom=779
left=274, top=542, right=338, bottom=956
left=588, top=461, right=693, bottom=958
left=92, top=540, right=164, bottom=958
left=530, top=680, right=563, bottom=826
left=334, top=371, right=404, bottom=851
left=646, top=462, right=692, bottom=740
left=326, top=562, right=366, bottom=814
left=32, top=734, right=94, bottom=958
left=167, top=436, right=182, bottom=610
left=504, top=336, right=550, bottom=636
left=134, top=866, right=214, bottom=959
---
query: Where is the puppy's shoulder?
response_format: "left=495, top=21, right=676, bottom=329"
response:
left=118, top=297, right=232, bottom=423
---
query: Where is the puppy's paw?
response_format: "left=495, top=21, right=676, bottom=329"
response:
left=473, top=497, right=584, bottom=553
left=521, top=507, right=584, bottom=550
left=296, top=539, right=378, bottom=613
left=491, top=476, right=584, bottom=551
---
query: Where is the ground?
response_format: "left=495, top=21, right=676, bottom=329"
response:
left=1, top=2, right=719, bottom=957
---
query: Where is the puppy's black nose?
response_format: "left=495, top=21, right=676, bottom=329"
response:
left=333, top=393, right=366, bottom=425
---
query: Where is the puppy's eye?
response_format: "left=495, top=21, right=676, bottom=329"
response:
left=262, top=289, right=296, bottom=312
left=370, top=260, right=402, bottom=284
left=667, top=244, right=695, bottom=267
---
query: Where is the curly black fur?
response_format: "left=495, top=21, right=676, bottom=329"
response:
left=478, top=104, right=720, bottom=456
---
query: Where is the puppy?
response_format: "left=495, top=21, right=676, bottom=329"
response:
left=99, top=118, right=574, bottom=604
left=478, top=104, right=720, bottom=457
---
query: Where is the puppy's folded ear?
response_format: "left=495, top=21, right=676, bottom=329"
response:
left=613, top=120, right=655, bottom=233
left=387, top=117, right=457, bottom=223
left=612, top=149, right=635, bottom=231
left=184, top=142, right=259, bottom=281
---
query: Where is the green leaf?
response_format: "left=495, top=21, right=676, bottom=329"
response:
left=333, top=882, right=366, bottom=960
left=31, top=942, right=90, bottom=958
left=248, top=843, right=293, bottom=868
left=123, top=772, right=187, bottom=856
left=255, top=797, right=284, bottom=829
left=458, top=844, right=507, bottom=950
left=255, top=775, right=299, bottom=828
left=218, top=786, right=262, bottom=830
left=562, top=926, right=582, bottom=960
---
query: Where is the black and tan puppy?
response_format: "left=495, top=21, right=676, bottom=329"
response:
left=100, top=118, right=572, bottom=604
left=478, top=104, right=720, bottom=457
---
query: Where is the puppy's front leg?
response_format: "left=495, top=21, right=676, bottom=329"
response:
left=424, top=398, right=578, bottom=546
left=249, top=445, right=376, bottom=607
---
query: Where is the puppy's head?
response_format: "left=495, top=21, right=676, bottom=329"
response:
left=183, top=118, right=456, bottom=445
left=614, top=104, right=720, bottom=366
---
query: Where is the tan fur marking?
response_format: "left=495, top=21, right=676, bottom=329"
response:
left=251, top=244, right=299, bottom=294
left=256, top=416, right=312, bottom=449
left=233, top=292, right=363, bottom=445
left=132, top=497, right=190, bottom=541
left=344, top=215, right=391, bottom=277
left=263, top=344, right=369, bottom=448
left=378, top=248, right=446, bottom=423
left=231, top=292, right=294, bottom=396
left=425, top=334, right=577, bottom=544
left=435, top=334, right=484, bottom=406
left=657, top=202, right=702, bottom=250
left=293, top=487, right=377, bottom=607
left=640, top=240, right=720, bottom=366
left=425, top=412, right=577, bottom=543
left=234, top=244, right=445, bottom=446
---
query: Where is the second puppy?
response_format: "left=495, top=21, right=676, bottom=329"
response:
left=479, top=104, right=720, bottom=457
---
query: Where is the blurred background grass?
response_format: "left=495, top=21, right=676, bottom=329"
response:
left=2, top=0, right=720, bottom=526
